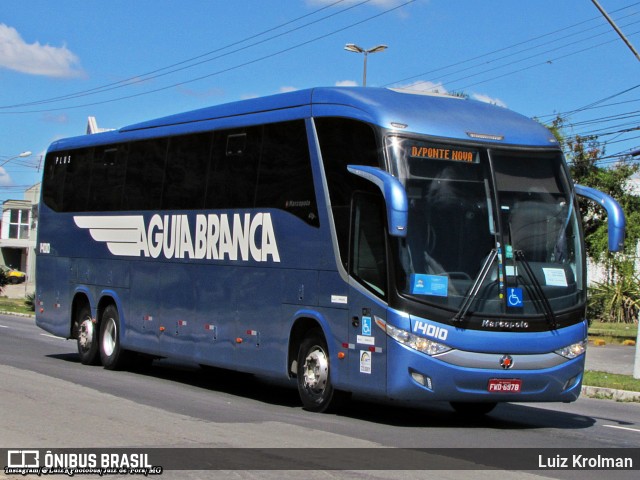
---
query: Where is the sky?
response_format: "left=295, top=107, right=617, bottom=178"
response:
left=1, top=0, right=639, bottom=203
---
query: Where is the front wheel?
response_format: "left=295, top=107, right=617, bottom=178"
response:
left=296, top=329, right=344, bottom=413
left=99, top=305, right=130, bottom=370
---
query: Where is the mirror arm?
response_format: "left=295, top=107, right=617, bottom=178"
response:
left=347, top=165, right=408, bottom=237
left=575, top=184, right=626, bottom=252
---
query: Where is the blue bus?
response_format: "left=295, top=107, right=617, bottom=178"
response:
left=36, top=87, right=625, bottom=414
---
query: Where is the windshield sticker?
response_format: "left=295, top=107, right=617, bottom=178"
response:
left=505, top=244, right=513, bottom=259
left=410, top=274, right=448, bottom=297
left=543, top=268, right=568, bottom=287
left=507, top=288, right=524, bottom=308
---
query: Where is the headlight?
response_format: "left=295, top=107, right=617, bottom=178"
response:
left=554, top=339, right=587, bottom=359
left=376, top=317, right=451, bottom=356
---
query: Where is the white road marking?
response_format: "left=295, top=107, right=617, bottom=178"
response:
left=603, top=425, right=640, bottom=434
left=40, top=333, right=66, bottom=340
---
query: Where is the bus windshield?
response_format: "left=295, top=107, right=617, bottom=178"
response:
left=387, top=136, right=585, bottom=317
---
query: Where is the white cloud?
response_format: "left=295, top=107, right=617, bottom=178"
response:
left=279, top=86, right=298, bottom=93
left=335, top=80, right=358, bottom=87
left=42, top=113, right=70, bottom=124
left=471, top=92, right=507, bottom=108
left=0, top=24, right=84, bottom=78
left=0, top=167, right=12, bottom=187
left=394, top=81, right=508, bottom=107
left=396, top=80, right=448, bottom=94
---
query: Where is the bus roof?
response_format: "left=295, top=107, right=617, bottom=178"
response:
left=49, top=87, right=558, bottom=150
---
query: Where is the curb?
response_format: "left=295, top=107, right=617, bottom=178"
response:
left=0, top=310, right=34, bottom=318
left=581, top=385, right=640, bottom=402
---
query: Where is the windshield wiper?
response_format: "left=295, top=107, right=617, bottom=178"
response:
left=514, top=250, right=557, bottom=329
left=453, top=249, right=497, bottom=322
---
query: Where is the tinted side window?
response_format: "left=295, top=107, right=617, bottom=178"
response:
left=351, top=192, right=387, bottom=297
left=256, top=121, right=318, bottom=226
left=88, top=144, right=128, bottom=211
left=43, top=149, right=92, bottom=212
left=315, top=118, right=381, bottom=267
left=162, top=132, right=212, bottom=210
left=206, top=126, right=262, bottom=209
left=123, top=138, right=167, bottom=211
left=64, top=149, right=93, bottom=211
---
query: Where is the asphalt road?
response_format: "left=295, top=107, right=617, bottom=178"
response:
left=1, top=313, right=638, bottom=480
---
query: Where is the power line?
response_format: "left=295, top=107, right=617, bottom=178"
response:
left=0, top=0, right=367, bottom=110
left=1, top=0, right=416, bottom=114
left=446, top=29, right=640, bottom=94
left=386, top=2, right=640, bottom=91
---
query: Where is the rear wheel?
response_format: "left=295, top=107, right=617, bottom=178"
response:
left=297, top=329, right=343, bottom=413
left=99, top=304, right=130, bottom=370
left=76, top=305, right=100, bottom=365
left=450, top=401, right=497, bottom=416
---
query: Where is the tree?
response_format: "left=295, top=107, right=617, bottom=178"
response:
left=548, top=116, right=640, bottom=323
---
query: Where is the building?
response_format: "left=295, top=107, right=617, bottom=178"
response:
left=0, top=183, right=40, bottom=282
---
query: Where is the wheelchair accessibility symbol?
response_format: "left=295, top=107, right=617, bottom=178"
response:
left=507, top=288, right=523, bottom=308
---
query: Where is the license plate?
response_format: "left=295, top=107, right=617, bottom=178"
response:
left=488, top=378, right=522, bottom=393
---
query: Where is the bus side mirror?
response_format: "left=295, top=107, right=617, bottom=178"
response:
left=575, top=184, right=626, bottom=252
left=347, top=165, right=408, bottom=238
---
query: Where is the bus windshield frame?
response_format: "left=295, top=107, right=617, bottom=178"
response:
left=385, top=134, right=585, bottom=325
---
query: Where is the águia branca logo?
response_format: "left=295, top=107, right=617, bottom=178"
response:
left=74, top=213, right=280, bottom=262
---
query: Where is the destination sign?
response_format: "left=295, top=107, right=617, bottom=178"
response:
left=409, top=144, right=478, bottom=164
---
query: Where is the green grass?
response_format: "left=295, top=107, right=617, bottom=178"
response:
left=589, top=320, right=638, bottom=343
left=0, top=296, right=34, bottom=315
left=583, top=370, right=640, bottom=393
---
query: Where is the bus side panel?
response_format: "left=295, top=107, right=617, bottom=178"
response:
left=35, top=255, right=72, bottom=338
left=124, top=261, right=238, bottom=365
left=192, top=263, right=238, bottom=369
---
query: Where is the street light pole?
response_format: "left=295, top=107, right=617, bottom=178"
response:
left=344, top=43, right=388, bottom=86
left=0, top=151, right=32, bottom=168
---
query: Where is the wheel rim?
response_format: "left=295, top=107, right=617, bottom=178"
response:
left=102, top=317, right=117, bottom=357
left=302, top=346, right=329, bottom=395
left=78, top=317, right=94, bottom=352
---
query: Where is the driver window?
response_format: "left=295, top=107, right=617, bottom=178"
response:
left=350, top=192, right=387, bottom=298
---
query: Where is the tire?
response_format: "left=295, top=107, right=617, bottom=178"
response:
left=296, top=329, right=342, bottom=413
left=76, top=305, right=100, bottom=365
left=99, top=304, right=130, bottom=370
left=450, top=401, right=497, bottom=416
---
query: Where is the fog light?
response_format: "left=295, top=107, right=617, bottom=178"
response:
left=563, top=375, right=580, bottom=391
left=411, top=372, right=433, bottom=390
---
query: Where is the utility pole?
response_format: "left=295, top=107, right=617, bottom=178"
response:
left=591, top=0, right=640, bottom=62
left=590, top=1, right=640, bottom=379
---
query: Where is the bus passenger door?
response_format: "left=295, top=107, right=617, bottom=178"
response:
left=347, top=193, right=388, bottom=395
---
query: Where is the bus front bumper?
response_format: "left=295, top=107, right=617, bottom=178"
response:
left=386, top=340, right=585, bottom=404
